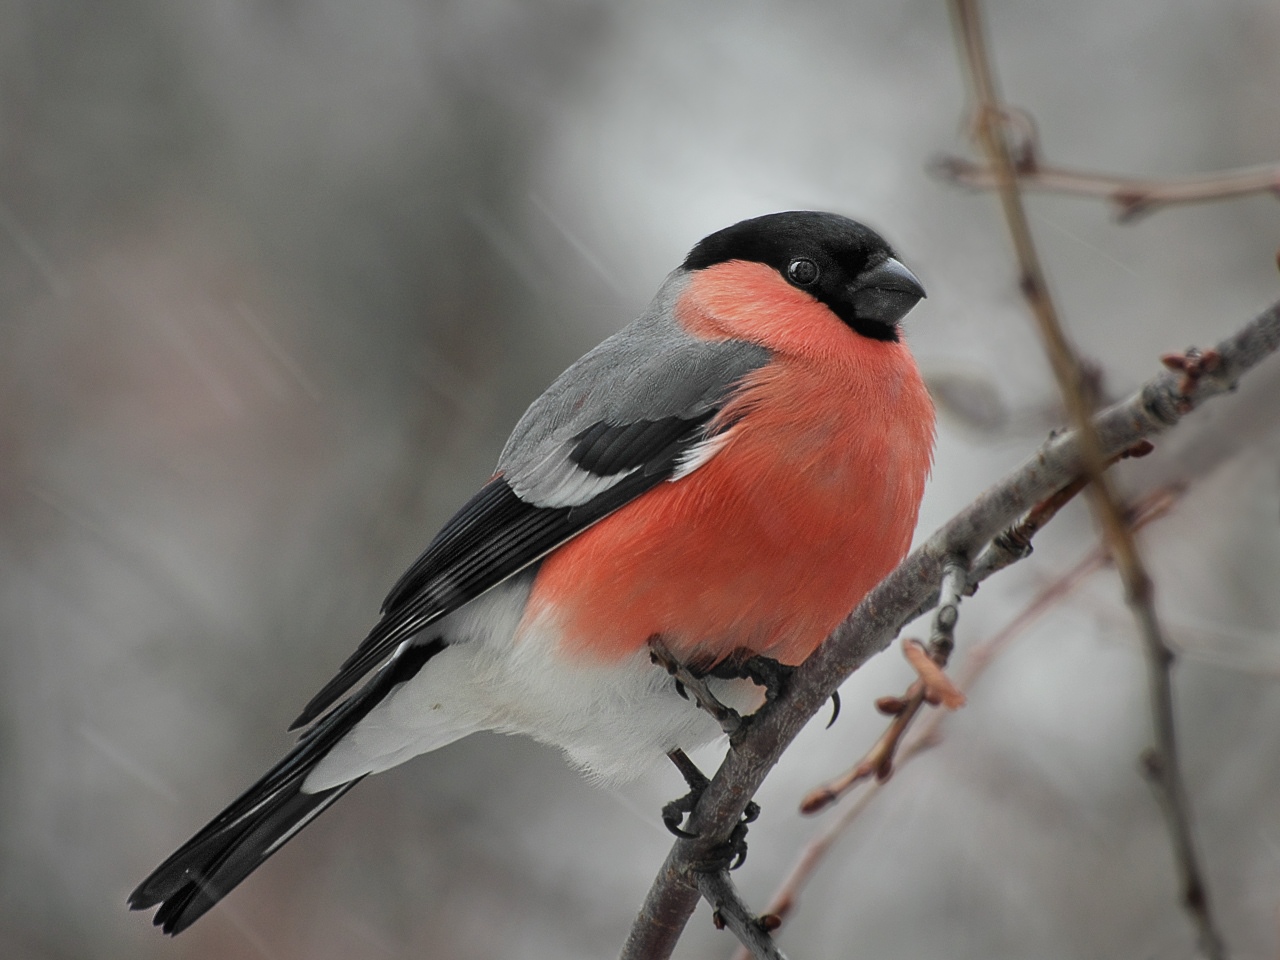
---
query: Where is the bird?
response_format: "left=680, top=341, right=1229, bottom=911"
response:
left=129, top=210, right=935, bottom=935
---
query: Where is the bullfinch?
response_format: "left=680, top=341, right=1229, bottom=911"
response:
left=129, top=210, right=934, bottom=934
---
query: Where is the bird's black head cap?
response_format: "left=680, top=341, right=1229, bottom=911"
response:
left=683, top=211, right=925, bottom=342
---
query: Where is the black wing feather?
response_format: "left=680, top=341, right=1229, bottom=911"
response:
left=571, top=414, right=713, bottom=476
left=290, top=410, right=720, bottom=730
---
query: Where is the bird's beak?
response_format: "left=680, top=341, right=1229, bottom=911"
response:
left=850, top=257, right=926, bottom=327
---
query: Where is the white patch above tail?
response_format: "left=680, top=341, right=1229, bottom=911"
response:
left=300, top=577, right=534, bottom=793
left=301, top=643, right=489, bottom=792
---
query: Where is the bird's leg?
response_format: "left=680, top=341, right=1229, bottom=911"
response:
left=648, top=637, right=743, bottom=736
left=662, top=748, right=710, bottom=838
left=663, top=748, right=760, bottom=870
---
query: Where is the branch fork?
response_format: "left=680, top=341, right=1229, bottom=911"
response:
left=932, top=101, right=1280, bottom=223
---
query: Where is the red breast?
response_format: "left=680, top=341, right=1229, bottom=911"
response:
left=519, top=260, right=935, bottom=665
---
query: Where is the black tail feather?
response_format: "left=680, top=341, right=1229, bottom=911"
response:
left=130, top=639, right=444, bottom=935
left=138, top=780, right=359, bottom=935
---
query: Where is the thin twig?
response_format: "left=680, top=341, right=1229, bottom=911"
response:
left=968, top=440, right=1153, bottom=588
left=802, top=561, right=969, bottom=814
left=932, top=153, right=1280, bottom=223
left=929, top=561, right=967, bottom=663
left=698, top=871, right=787, bottom=960
left=902, top=440, right=1154, bottom=628
left=731, top=486, right=1185, bottom=958
left=619, top=298, right=1279, bottom=960
left=946, top=3, right=1227, bottom=956
left=799, top=681, right=925, bottom=814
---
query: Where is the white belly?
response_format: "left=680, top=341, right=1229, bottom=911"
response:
left=303, top=576, right=761, bottom=791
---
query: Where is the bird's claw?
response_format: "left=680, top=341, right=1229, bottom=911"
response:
left=662, top=790, right=702, bottom=838
left=690, top=817, right=753, bottom=872
left=662, top=748, right=759, bottom=859
left=664, top=791, right=760, bottom=841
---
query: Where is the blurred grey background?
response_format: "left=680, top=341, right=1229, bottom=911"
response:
left=2, top=1, right=1279, bottom=957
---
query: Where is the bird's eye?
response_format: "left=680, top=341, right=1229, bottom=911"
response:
left=787, top=257, right=819, bottom=286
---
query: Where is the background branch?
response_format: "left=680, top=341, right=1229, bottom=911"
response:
left=620, top=299, right=1280, bottom=960
left=947, top=2, right=1228, bottom=956
left=932, top=153, right=1280, bottom=222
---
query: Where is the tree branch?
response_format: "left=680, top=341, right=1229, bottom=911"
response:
left=698, top=871, right=786, bottom=960
left=932, top=152, right=1280, bottom=223
left=620, top=297, right=1280, bottom=960
left=801, top=450, right=1150, bottom=815
left=734, top=485, right=1184, bottom=958
left=947, top=3, right=1229, bottom=955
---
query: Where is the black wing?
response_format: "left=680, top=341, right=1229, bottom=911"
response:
left=289, top=408, right=720, bottom=729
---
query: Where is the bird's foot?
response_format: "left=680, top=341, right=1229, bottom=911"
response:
left=737, top=654, right=795, bottom=702
left=690, top=817, right=754, bottom=872
left=708, top=651, right=794, bottom=702
left=712, top=650, right=830, bottom=742
left=663, top=749, right=759, bottom=869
